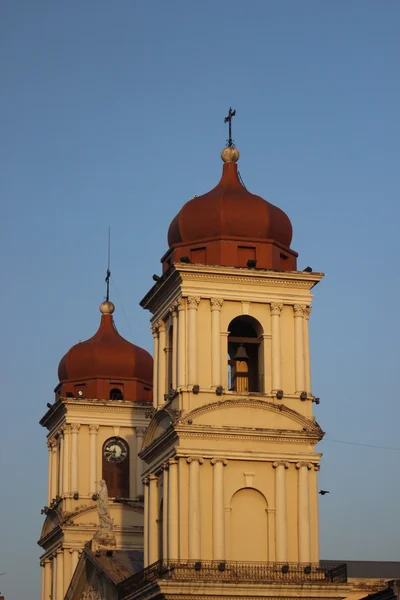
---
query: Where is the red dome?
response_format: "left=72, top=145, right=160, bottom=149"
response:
left=57, top=302, right=153, bottom=402
left=164, top=156, right=297, bottom=271
left=168, top=162, right=293, bottom=248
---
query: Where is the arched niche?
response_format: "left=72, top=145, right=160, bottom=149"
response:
left=230, top=488, right=269, bottom=562
left=228, top=315, right=263, bottom=393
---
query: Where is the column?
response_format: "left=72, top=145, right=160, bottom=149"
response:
left=162, top=464, right=169, bottom=560
left=151, top=323, right=159, bottom=409
left=270, top=303, right=283, bottom=392
left=130, top=430, right=137, bottom=499
left=158, top=320, right=166, bottom=405
left=143, top=478, right=149, bottom=567
left=47, top=441, right=52, bottom=505
left=210, top=298, right=223, bottom=388
left=273, top=461, right=289, bottom=562
left=51, top=554, right=57, bottom=600
left=56, top=549, right=63, bottom=600
left=294, top=305, right=306, bottom=393
left=62, top=425, right=70, bottom=495
left=187, top=457, right=203, bottom=559
left=221, top=331, right=229, bottom=389
left=59, top=432, right=64, bottom=496
left=148, top=474, right=159, bottom=565
left=44, top=559, right=51, bottom=600
left=296, top=462, right=312, bottom=562
left=50, top=438, right=58, bottom=500
left=168, top=458, right=179, bottom=560
left=187, top=297, right=200, bottom=385
left=89, top=425, right=99, bottom=494
left=171, top=304, right=178, bottom=389
left=303, top=307, right=312, bottom=393
left=177, top=298, right=187, bottom=388
left=211, top=458, right=227, bottom=561
left=136, top=427, right=146, bottom=497
left=70, top=548, right=79, bottom=578
left=311, top=464, right=320, bottom=563
left=261, top=333, right=272, bottom=394
left=40, top=562, right=45, bottom=600
left=70, top=424, right=80, bottom=494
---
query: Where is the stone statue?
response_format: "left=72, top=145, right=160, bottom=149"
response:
left=91, top=479, right=116, bottom=552
left=97, top=479, right=114, bottom=531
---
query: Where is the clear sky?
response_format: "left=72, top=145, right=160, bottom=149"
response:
left=1, top=1, right=400, bottom=598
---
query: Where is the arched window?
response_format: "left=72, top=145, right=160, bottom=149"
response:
left=110, top=388, right=123, bottom=400
left=228, top=316, right=263, bottom=393
left=102, top=437, right=130, bottom=498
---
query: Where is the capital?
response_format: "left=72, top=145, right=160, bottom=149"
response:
left=168, top=457, right=179, bottom=467
left=270, top=303, right=283, bottom=316
left=304, top=306, right=312, bottom=320
left=273, top=461, right=289, bottom=469
left=169, top=301, right=178, bottom=315
left=136, top=427, right=147, bottom=437
left=293, top=305, right=306, bottom=317
left=296, top=461, right=313, bottom=470
left=187, top=456, right=204, bottom=464
left=211, top=457, right=228, bottom=466
left=70, top=423, right=81, bottom=433
left=56, top=548, right=64, bottom=556
left=151, top=322, right=159, bottom=337
left=210, top=298, right=224, bottom=312
left=314, top=464, right=320, bottom=472
left=177, top=297, right=186, bottom=311
left=188, top=296, right=201, bottom=310
left=47, top=438, right=56, bottom=450
left=89, top=424, right=99, bottom=434
left=157, top=319, right=166, bottom=333
left=143, top=477, right=149, bottom=486
left=61, top=424, right=71, bottom=435
left=148, top=473, right=158, bottom=482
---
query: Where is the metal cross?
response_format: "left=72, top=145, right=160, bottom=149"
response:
left=224, top=107, right=236, bottom=147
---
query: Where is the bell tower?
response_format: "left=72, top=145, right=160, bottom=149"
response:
left=38, top=299, right=153, bottom=600
left=135, top=137, right=348, bottom=599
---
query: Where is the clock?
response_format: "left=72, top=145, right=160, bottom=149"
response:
left=103, top=438, right=128, bottom=463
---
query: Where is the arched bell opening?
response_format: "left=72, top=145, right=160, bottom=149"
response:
left=102, top=437, right=130, bottom=498
left=228, top=316, right=263, bottom=393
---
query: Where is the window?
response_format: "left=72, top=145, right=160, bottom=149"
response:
left=228, top=316, right=263, bottom=393
left=110, top=388, right=123, bottom=400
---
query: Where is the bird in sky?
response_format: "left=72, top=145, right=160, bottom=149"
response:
left=319, top=490, right=330, bottom=495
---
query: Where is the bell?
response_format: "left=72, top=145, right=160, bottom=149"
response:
left=234, top=344, right=249, bottom=361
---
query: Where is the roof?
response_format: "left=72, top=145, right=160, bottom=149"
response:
left=321, top=560, right=400, bottom=579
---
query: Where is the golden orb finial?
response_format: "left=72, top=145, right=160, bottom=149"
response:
left=100, top=300, right=115, bottom=315
left=221, top=146, right=240, bottom=163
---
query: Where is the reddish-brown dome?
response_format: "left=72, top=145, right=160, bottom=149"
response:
left=57, top=302, right=153, bottom=402
left=168, top=162, right=293, bottom=247
left=164, top=156, right=297, bottom=271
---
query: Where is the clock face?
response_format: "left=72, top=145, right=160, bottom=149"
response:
left=103, top=438, right=128, bottom=463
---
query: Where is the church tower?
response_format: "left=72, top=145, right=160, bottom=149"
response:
left=134, top=135, right=348, bottom=598
left=38, top=299, right=153, bottom=600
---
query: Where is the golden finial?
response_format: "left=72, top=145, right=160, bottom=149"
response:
left=221, top=146, right=240, bottom=163
left=100, top=301, right=115, bottom=315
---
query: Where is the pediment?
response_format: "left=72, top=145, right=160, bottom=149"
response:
left=178, top=399, right=321, bottom=434
left=142, top=409, right=174, bottom=450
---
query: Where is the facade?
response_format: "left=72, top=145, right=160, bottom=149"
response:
left=42, top=137, right=399, bottom=600
left=38, top=300, right=153, bottom=599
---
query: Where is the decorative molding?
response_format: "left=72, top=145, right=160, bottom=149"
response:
left=273, top=461, right=289, bottom=469
left=70, top=424, right=81, bottom=433
left=270, top=303, right=283, bottom=316
left=186, top=456, right=204, bottom=464
left=243, top=472, right=254, bottom=487
left=187, top=296, right=201, bottom=309
left=241, top=301, right=250, bottom=315
left=89, top=424, right=99, bottom=434
left=210, top=297, right=224, bottom=311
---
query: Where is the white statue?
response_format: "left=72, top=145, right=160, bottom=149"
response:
left=97, top=479, right=114, bottom=531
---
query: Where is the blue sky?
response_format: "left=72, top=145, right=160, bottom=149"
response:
left=1, top=1, right=400, bottom=598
